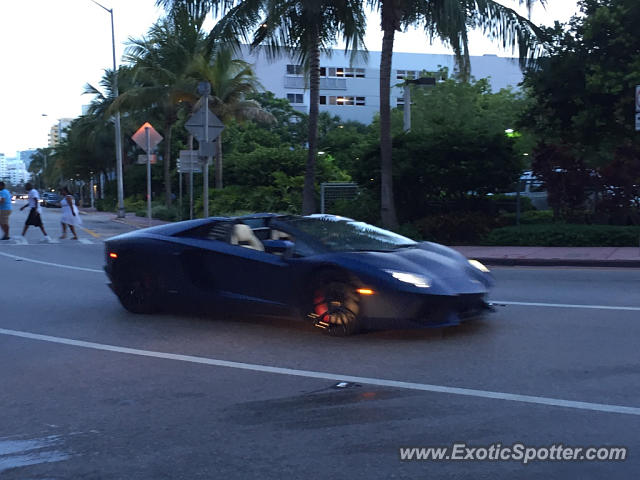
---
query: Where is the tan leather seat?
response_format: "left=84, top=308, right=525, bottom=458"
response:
left=230, top=224, right=264, bottom=251
left=270, top=229, right=291, bottom=241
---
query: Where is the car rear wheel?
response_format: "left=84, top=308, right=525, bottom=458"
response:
left=311, top=280, right=361, bottom=336
left=114, top=265, right=160, bottom=314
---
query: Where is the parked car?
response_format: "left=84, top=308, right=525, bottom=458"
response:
left=42, top=192, right=62, bottom=208
left=503, top=171, right=548, bottom=210
left=104, top=214, right=494, bottom=336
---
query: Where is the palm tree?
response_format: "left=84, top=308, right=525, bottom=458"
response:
left=367, top=0, right=545, bottom=228
left=112, top=7, right=208, bottom=206
left=190, top=47, right=275, bottom=188
left=160, top=0, right=367, bottom=214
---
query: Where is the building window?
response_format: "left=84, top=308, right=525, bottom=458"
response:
left=321, top=66, right=365, bottom=78
left=287, top=93, right=304, bottom=104
left=335, top=67, right=365, bottom=78
left=323, top=96, right=365, bottom=106
left=286, top=64, right=303, bottom=75
left=396, top=69, right=418, bottom=80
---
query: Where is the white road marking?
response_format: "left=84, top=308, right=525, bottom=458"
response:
left=78, top=239, right=93, bottom=244
left=15, top=236, right=27, bottom=245
left=1, top=327, right=640, bottom=417
left=494, top=300, right=640, bottom=312
left=0, top=251, right=103, bottom=273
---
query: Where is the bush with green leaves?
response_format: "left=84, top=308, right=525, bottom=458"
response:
left=499, top=210, right=555, bottom=225
left=482, top=224, right=640, bottom=247
left=414, top=213, right=504, bottom=245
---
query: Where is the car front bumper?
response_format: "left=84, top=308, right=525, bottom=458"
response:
left=360, top=290, right=492, bottom=330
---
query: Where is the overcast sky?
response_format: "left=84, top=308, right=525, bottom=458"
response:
left=0, top=0, right=580, bottom=157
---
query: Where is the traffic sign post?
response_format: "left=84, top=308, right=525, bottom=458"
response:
left=132, top=122, right=163, bottom=224
left=185, top=85, right=224, bottom=218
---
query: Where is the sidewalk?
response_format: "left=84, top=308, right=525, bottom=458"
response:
left=78, top=207, right=169, bottom=229
left=79, top=208, right=640, bottom=267
left=453, top=246, right=640, bottom=268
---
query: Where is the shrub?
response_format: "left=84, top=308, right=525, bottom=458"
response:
left=487, top=194, right=535, bottom=213
left=482, top=224, right=640, bottom=246
left=95, top=197, right=116, bottom=212
left=414, top=213, right=503, bottom=245
left=499, top=210, right=555, bottom=225
left=124, top=197, right=146, bottom=213
left=135, top=204, right=181, bottom=221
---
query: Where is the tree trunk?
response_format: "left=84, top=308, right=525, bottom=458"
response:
left=302, top=36, right=321, bottom=215
left=379, top=1, right=399, bottom=229
left=164, top=122, right=173, bottom=207
left=215, top=133, right=223, bottom=189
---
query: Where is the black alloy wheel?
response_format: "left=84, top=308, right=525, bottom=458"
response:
left=115, top=266, right=159, bottom=314
left=311, top=280, right=361, bottom=336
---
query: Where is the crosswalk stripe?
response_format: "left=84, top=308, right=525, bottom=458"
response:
left=0, top=238, right=96, bottom=246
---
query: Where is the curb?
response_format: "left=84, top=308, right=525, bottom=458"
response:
left=477, top=257, right=640, bottom=269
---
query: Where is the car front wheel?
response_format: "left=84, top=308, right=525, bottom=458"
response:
left=114, top=265, right=160, bottom=314
left=311, top=280, right=361, bottom=336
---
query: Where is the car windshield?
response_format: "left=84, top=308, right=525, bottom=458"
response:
left=286, top=216, right=417, bottom=252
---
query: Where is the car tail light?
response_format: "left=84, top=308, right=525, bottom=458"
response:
left=109, top=252, right=118, bottom=259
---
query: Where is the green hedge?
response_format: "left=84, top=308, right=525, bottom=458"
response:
left=414, top=213, right=504, bottom=245
left=499, top=210, right=555, bottom=225
left=482, top=224, right=640, bottom=247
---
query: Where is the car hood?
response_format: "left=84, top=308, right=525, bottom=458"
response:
left=320, top=242, right=492, bottom=295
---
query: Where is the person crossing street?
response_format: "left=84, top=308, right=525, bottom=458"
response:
left=19, top=183, right=51, bottom=242
left=59, top=187, right=81, bottom=240
left=0, top=181, right=11, bottom=240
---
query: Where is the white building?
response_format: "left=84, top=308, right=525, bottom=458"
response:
left=243, top=47, right=524, bottom=124
left=0, top=155, right=30, bottom=185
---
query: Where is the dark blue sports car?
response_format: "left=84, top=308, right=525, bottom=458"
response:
left=104, top=214, right=493, bottom=335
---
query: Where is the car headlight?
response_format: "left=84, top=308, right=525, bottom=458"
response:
left=468, top=259, right=490, bottom=273
left=384, top=270, right=431, bottom=288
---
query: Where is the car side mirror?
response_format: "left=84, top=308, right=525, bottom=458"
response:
left=263, top=239, right=294, bottom=256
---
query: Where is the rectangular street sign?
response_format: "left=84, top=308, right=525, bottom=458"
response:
left=177, top=150, right=206, bottom=173
left=198, top=140, right=216, bottom=157
left=136, top=154, right=157, bottom=164
left=636, top=113, right=640, bottom=132
left=178, top=163, right=202, bottom=174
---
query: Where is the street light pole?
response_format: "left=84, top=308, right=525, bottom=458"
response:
left=91, top=0, right=125, bottom=218
left=401, top=77, right=437, bottom=132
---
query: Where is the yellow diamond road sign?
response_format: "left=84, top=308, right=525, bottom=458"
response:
left=132, top=122, right=163, bottom=152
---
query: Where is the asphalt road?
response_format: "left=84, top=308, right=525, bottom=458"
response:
left=1, top=206, right=639, bottom=479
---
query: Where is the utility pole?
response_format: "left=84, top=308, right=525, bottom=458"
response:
left=91, top=0, right=125, bottom=218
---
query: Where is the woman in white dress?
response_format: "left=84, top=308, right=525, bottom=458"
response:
left=60, top=187, right=81, bottom=240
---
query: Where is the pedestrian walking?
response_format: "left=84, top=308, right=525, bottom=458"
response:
left=59, top=187, right=81, bottom=240
left=0, top=181, right=11, bottom=240
left=20, top=183, right=50, bottom=241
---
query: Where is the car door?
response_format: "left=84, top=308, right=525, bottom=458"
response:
left=178, top=221, right=297, bottom=315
